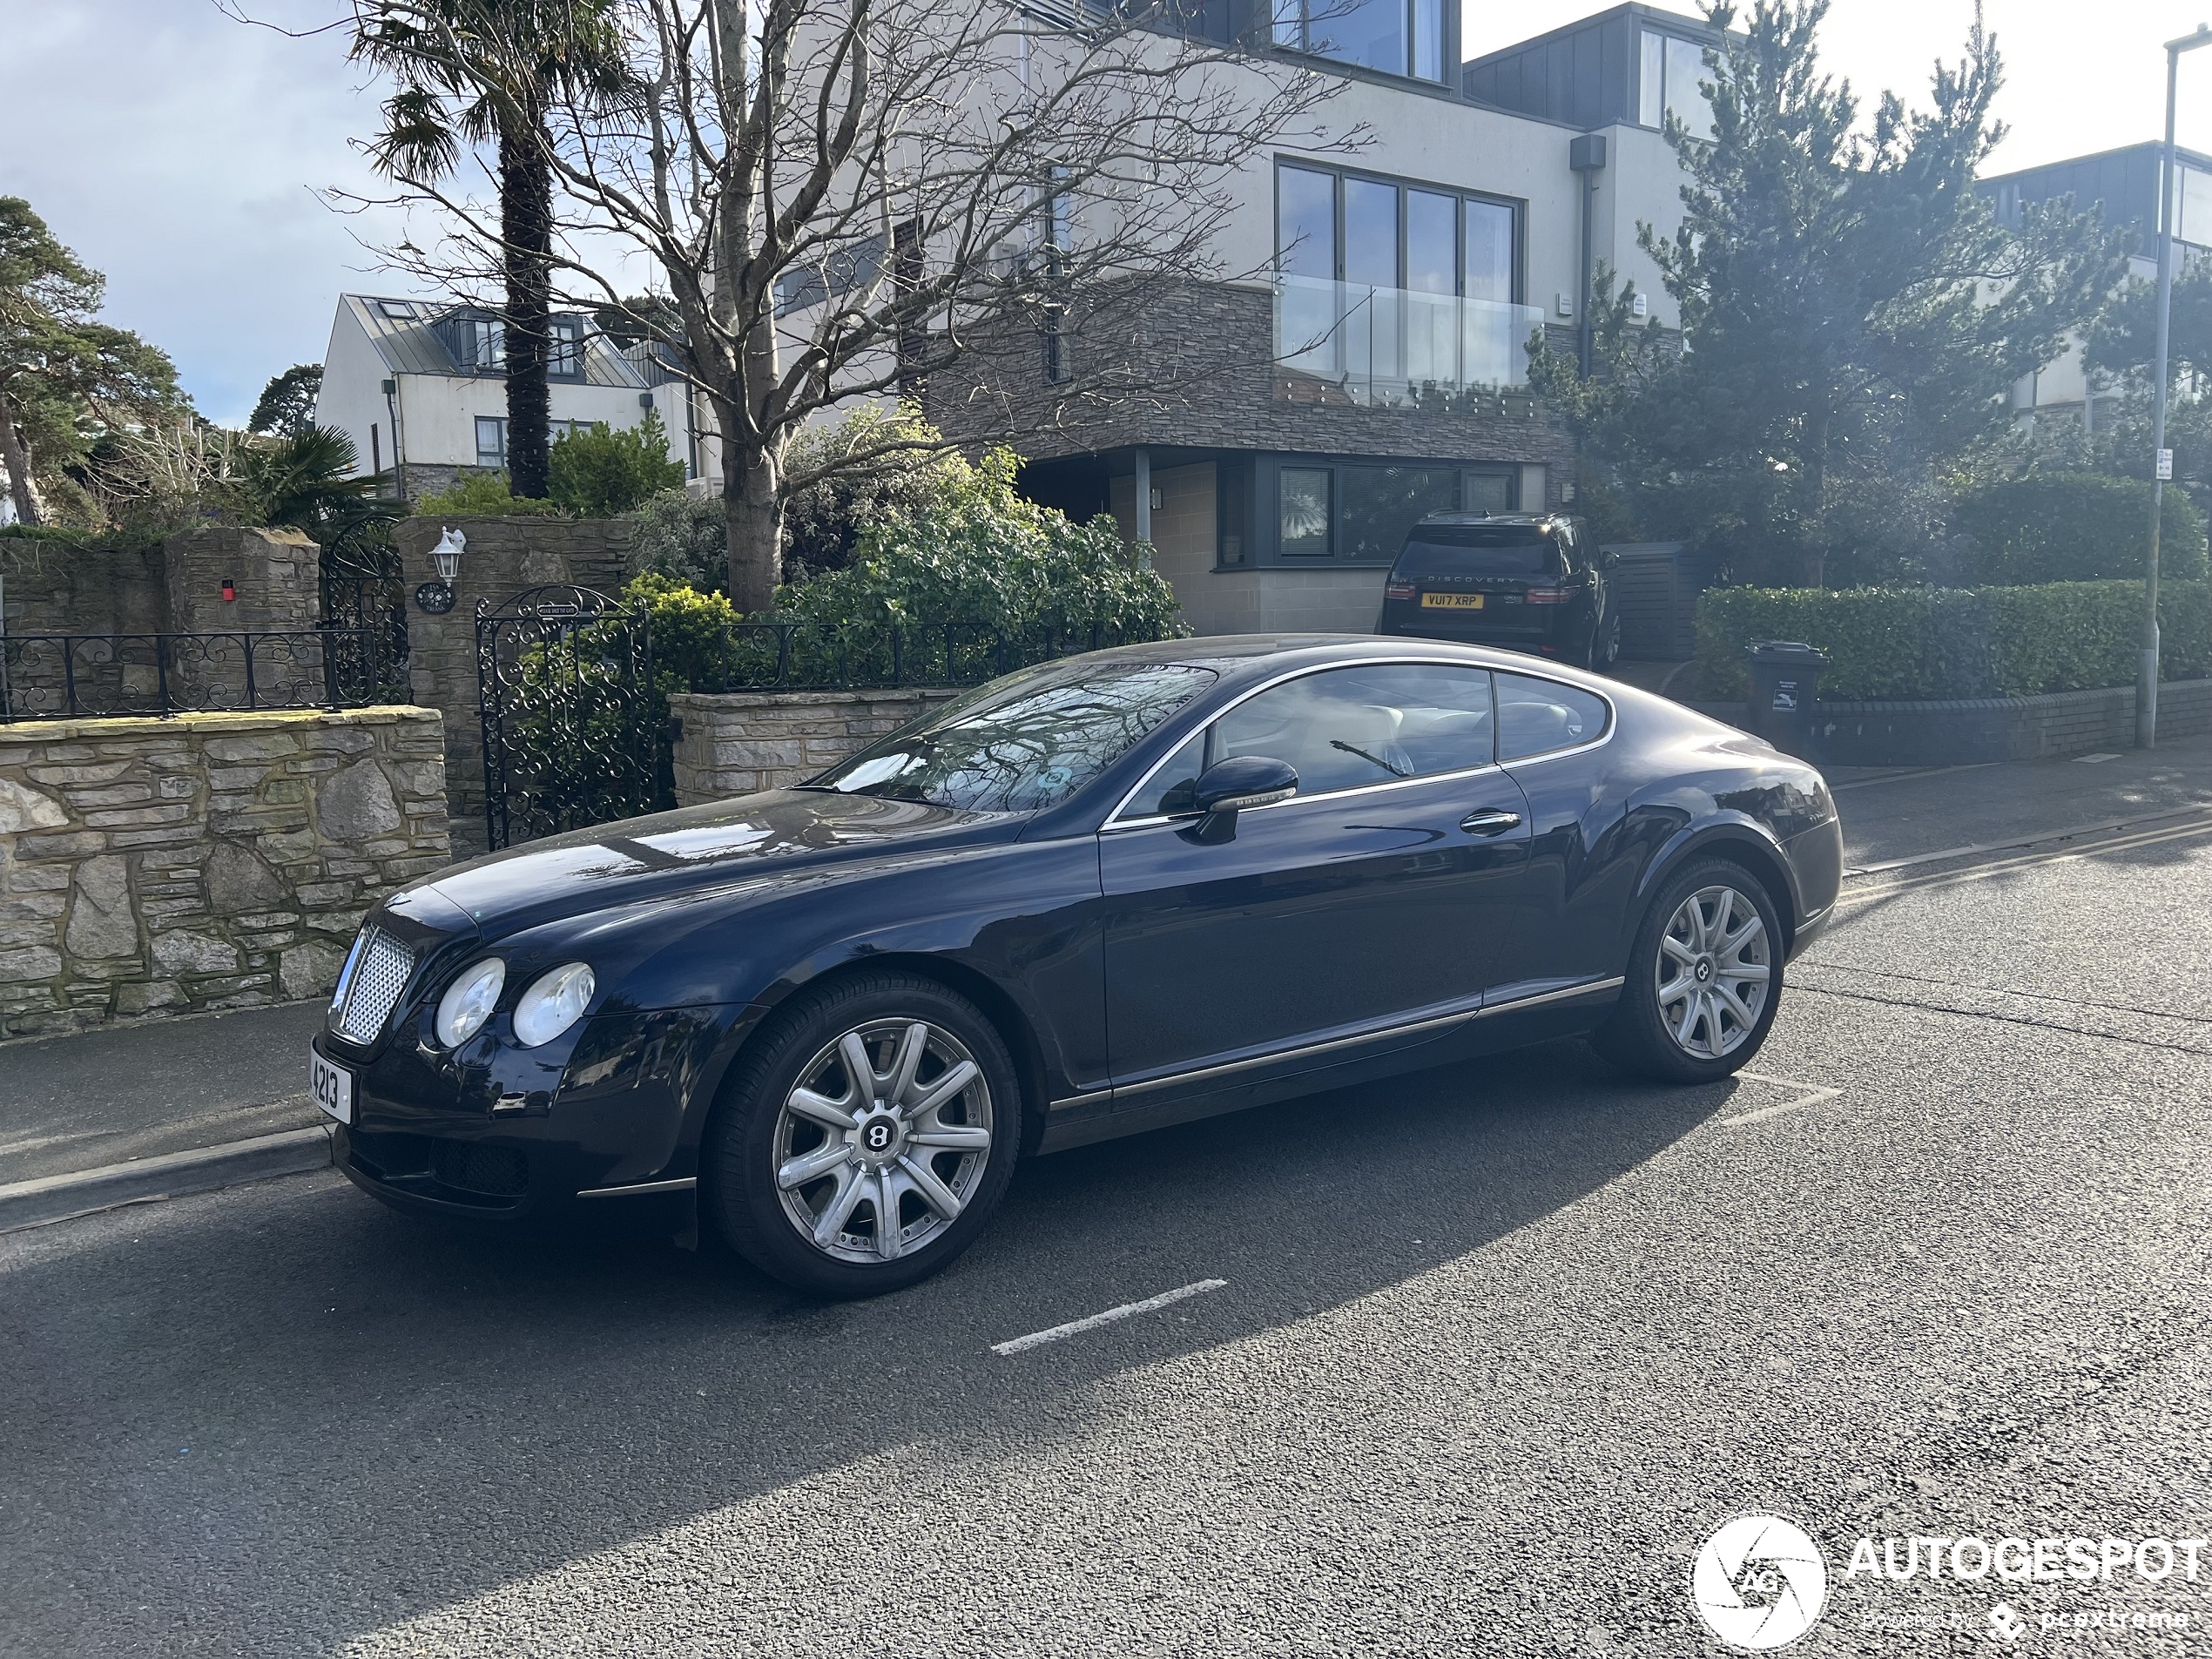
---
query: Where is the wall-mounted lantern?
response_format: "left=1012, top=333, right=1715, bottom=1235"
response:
left=415, top=525, right=465, bottom=614
left=220, top=577, right=238, bottom=603
left=432, top=526, right=466, bottom=582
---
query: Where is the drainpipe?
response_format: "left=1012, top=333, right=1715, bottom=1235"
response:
left=1568, top=134, right=1608, bottom=378
left=1133, top=447, right=1152, bottom=546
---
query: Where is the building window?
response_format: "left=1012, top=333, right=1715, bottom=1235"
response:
left=1339, top=464, right=1460, bottom=563
left=478, top=415, right=597, bottom=469
left=1280, top=467, right=1332, bottom=557
left=548, top=315, right=585, bottom=379
left=1261, top=456, right=1520, bottom=565
left=1217, top=458, right=1251, bottom=567
left=1273, top=0, right=1447, bottom=84
left=1274, top=161, right=1531, bottom=401
left=1275, top=164, right=1524, bottom=302
left=774, top=232, right=888, bottom=316
left=1639, top=30, right=1716, bottom=140
left=1041, top=165, right=1073, bottom=385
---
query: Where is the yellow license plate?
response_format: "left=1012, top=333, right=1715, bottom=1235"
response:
left=1420, top=592, right=1486, bottom=610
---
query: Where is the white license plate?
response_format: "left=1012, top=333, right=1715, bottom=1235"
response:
left=310, top=1047, right=354, bottom=1126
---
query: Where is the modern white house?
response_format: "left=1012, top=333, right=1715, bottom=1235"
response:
left=1980, top=142, right=2212, bottom=435
left=920, top=1, right=1714, bottom=635
left=313, top=294, right=701, bottom=501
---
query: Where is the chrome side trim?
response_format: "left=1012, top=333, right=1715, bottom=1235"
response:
left=1047, top=1086, right=1115, bottom=1112
left=1473, top=975, right=1625, bottom=1016
left=576, top=1176, right=698, bottom=1199
left=1109, top=999, right=1485, bottom=1100
left=1101, top=654, right=1616, bottom=832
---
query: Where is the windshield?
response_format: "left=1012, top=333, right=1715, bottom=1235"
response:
left=1395, top=527, right=1561, bottom=578
left=812, top=660, right=1217, bottom=813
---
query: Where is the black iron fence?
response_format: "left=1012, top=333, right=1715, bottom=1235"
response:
left=0, top=629, right=409, bottom=722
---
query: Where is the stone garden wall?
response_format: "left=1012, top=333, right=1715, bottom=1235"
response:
left=0, top=706, right=448, bottom=1039
left=670, top=689, right=958, bottom=806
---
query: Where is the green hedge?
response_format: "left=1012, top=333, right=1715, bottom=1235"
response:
left=1952, top=472, right=2209, bottom=584
left=1695, top=580, right=2212, bottom=700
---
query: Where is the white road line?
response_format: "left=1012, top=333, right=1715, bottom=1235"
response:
left=1842, top=806, right=2212, bottom=878
left=1837, top=816, right=2212, bottom=906
left=991, top=1278, right=1228, bottom=1356
left=1719, top=1070, right=1842, bottom=1127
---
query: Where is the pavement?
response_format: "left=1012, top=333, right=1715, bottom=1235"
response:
left=4, top=765, right=2209, bottom=1656
left=4, top=725, right=2209, bottom=1238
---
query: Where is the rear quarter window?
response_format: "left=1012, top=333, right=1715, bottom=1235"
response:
left=1495, top=671, right=1610, bottom=760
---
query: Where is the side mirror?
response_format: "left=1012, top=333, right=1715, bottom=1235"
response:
left=1184, top=755, right=1297, bottom=843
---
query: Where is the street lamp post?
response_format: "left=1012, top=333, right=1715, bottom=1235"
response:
left=2142, top=24, right=2212, bottom=749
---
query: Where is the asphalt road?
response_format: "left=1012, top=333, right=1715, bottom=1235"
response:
left=5, top=822, right=2210, bottom=1656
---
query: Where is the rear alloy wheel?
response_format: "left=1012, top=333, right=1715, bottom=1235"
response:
left=1592, top=858, right=1782, bottom=1083
left=706, top=973, right=1020, bottom=1296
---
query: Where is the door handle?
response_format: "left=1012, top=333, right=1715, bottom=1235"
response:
left=1460, top=808, right=1522, bottom=836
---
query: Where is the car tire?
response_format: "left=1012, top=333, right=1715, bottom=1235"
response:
left=1589, top=609, right=1622, bottom=671
left=1591, top=857, right=1784, bottom=1084
left=704, top=970, right=1022, bottom=1298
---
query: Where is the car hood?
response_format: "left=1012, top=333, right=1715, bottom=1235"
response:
left=414, top=789, right=1024, bottom=940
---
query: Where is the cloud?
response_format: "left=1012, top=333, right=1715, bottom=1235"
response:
left=0, top=0, right=432, bottom=428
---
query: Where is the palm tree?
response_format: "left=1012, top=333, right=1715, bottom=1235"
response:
left=350, top=2, right=624, bottom=501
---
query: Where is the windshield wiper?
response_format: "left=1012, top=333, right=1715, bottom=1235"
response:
left=1331, top=738, right=1408, bottom=777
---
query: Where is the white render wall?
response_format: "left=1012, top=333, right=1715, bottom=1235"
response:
left=313, top=304, right=698, bottom=482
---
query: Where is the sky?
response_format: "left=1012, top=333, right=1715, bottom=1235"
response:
left=3, top=0, right=2211, bottom=428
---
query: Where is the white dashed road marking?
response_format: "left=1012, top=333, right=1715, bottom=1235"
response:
left=992, top=1278, right=1228, bottom=1356
left=1719, top=1070, right=1842, bottom=1127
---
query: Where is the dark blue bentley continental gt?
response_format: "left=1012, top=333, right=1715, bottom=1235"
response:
left=311, top=636, right=1842, bottom=1295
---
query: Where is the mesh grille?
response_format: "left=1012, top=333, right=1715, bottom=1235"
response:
left=335, top=926, right=414, bottom=1043
left=430, top=1142, right=530, bottom=1198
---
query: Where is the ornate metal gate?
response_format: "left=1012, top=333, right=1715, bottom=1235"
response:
left=316, top=513, right=408, bottom=701
left=475, top=585, right=660, bottom=850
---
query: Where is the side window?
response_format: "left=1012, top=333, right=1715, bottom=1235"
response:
left=1117, top=730, right=1208, bottom=821
left=1212, top=664, right=1494, bottom=798
left=1496, top=671, right=1609, bottom=761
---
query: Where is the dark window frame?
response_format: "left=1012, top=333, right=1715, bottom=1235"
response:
left=1250, top=453, right=1521, bottom=567
left=1271, top=158, right=1527, bottom=307
left=1271, top=0, right=1454, bottom=87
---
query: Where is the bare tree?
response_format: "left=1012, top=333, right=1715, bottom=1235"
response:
left=361, top=0, right=1343, bottom=610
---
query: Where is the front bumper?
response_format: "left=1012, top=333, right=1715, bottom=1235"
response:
left=314, top=1002, right=759, bottom=1226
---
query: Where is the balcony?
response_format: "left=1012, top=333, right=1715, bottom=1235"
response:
left=1272, top=275, right=1547, bottom=412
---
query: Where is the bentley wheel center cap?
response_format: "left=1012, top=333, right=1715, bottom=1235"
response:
left=1695, top=958, right=1714, bottom=983
left=855, top=1111, right=901, bottom=1163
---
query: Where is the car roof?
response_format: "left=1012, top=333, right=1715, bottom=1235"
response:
left=1409, top=511, right=1566, bottom=529
left=1047, top=632, right=1610, bottom=690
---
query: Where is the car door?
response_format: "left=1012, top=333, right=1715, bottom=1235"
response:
left=1096, top=661, right=1537, bottom=1092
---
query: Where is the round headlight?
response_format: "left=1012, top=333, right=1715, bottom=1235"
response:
left=511, top=962, right=596, bottom=1048
left=435, top=957, right=505, bottom=1048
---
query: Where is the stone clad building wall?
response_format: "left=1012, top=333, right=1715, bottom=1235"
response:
left=670, top=690, right=957, bottom=806
left=0, top=706, right=448, bottom=1039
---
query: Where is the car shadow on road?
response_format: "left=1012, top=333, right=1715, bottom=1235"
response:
left=1, top=1038, right=1742, bottom=1654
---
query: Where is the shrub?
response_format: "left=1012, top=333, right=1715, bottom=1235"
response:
left=1952, top=472, right=2209, bottom=585
left=776, top=445, right=1183, bottom=658
left=781, top=407, right=966, bottom=580
left=549, top=411, right=685, bottom=516
left=415, top=471, right=566, bottom=516
left=1695, top=580, right=2212, bottom=700
left=629, top=487, right=728, bottom=592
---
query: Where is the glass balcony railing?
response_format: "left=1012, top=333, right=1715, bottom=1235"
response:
left=1272, top=274, right=1547, bottom=408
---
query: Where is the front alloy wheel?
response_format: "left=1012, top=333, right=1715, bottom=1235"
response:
left=773, top=1019, right=995, bottom=1264
left=706, top=971, right=1021, bottom=1297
